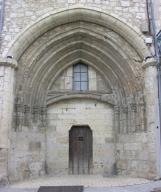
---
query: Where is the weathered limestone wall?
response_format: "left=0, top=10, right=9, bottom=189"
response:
left=8, top=125, right=46, bottom=182
left=115, top=59, right=159, bottom=179
left=143, top=59, right=159, bottom=179
left=0, top=0, right=159, bottom=183
left=0, top=59, right=17, bottom=184
left=47, top=99, right=114, bottom=176
left=116, top=133, right=157, bottom=179
left=1, top=0, right=148, bottom=56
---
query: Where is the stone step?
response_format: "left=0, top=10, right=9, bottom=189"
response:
left=151, top=188, right=161, bottom=192
left=37, top=186, right=84, bottom=192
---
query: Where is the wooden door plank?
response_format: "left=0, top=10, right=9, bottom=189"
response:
left=69, top=126, right=92, bottom=175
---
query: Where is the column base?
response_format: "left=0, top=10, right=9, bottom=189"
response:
left=0, top=148, right=9, bottom=186
left=0, top=177, right=9, bottom=186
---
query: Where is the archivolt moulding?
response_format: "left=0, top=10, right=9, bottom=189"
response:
left=7, top=7, right=151, bottom=61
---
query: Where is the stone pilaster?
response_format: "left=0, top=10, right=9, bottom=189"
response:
left=143, top=58, right=158, bottom=132
left=143, top=58, right=160, bottom=178
left=114, top=106, right=120, bottom=134
left=0, top=58, right=17, bottom=185
left=130, top=103, right=137, bottom=133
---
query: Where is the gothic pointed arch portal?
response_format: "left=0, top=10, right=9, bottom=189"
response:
left=7, top=7, right=157, bottom=181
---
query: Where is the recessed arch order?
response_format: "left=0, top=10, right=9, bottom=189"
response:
left=7, top=7, right=150, bottom=60
left=9, top=7, right=151, bottom=107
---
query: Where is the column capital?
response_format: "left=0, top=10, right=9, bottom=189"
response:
left=142, top=57, right=157, bottom=69
left=0, top=58, right=18, bottom=69
left=114, top=106, right=120, bottom=113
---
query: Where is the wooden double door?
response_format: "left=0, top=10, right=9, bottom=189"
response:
left=69, top=126, right=93, bottom=174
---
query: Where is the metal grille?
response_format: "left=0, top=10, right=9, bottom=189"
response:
left=38, top=186, right=84, bottom=192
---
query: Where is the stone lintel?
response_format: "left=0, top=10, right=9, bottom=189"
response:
left=47, top=92, right=115, bottom=106
left=0, top=58, right=18, bottom=69
left=142, top=57, right=157, bottom=69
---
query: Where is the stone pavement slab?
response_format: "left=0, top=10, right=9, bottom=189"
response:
left=10, top=176, right=150, bottom=188
left=0, top=188, right=37, bottom=192
left=1, top=176, right=161, bottom=192
left=85, top=181, right=161, bottom=192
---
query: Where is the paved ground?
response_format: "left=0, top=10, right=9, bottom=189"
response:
left=0, top=176, right=161, bottom=192
left=10, top=175, right=150, bottom=188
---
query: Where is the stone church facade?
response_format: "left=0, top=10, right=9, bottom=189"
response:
left=0, top=0, right=161, bottom=184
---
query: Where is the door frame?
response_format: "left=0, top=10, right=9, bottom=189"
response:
left=69, top=125, right=93, bottom=175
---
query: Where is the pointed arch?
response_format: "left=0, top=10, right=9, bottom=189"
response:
left=7, top=7, right=150, bottom=60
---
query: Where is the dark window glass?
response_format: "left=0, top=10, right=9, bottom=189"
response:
left=73, top=82, right=81, bottom=91
left=73, top=63, right=88, bottom=91
left=73, top=73, right=81, bottom=81
left=81, top=73, right=88, bottom=81
left=80, top=65, right=88, bottom=72
left=73, top=64, right=81, bottom=72
left=81, top=82, right=88, bottom=91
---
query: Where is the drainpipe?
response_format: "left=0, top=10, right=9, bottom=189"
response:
left=147, top=0, right=161, bottom=178
left=0, top=0, right=5, bottom=32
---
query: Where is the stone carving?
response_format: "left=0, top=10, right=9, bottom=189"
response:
left=14, top=103, right=47, bottom=129
left=113, top=98, right=146, bottom=134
